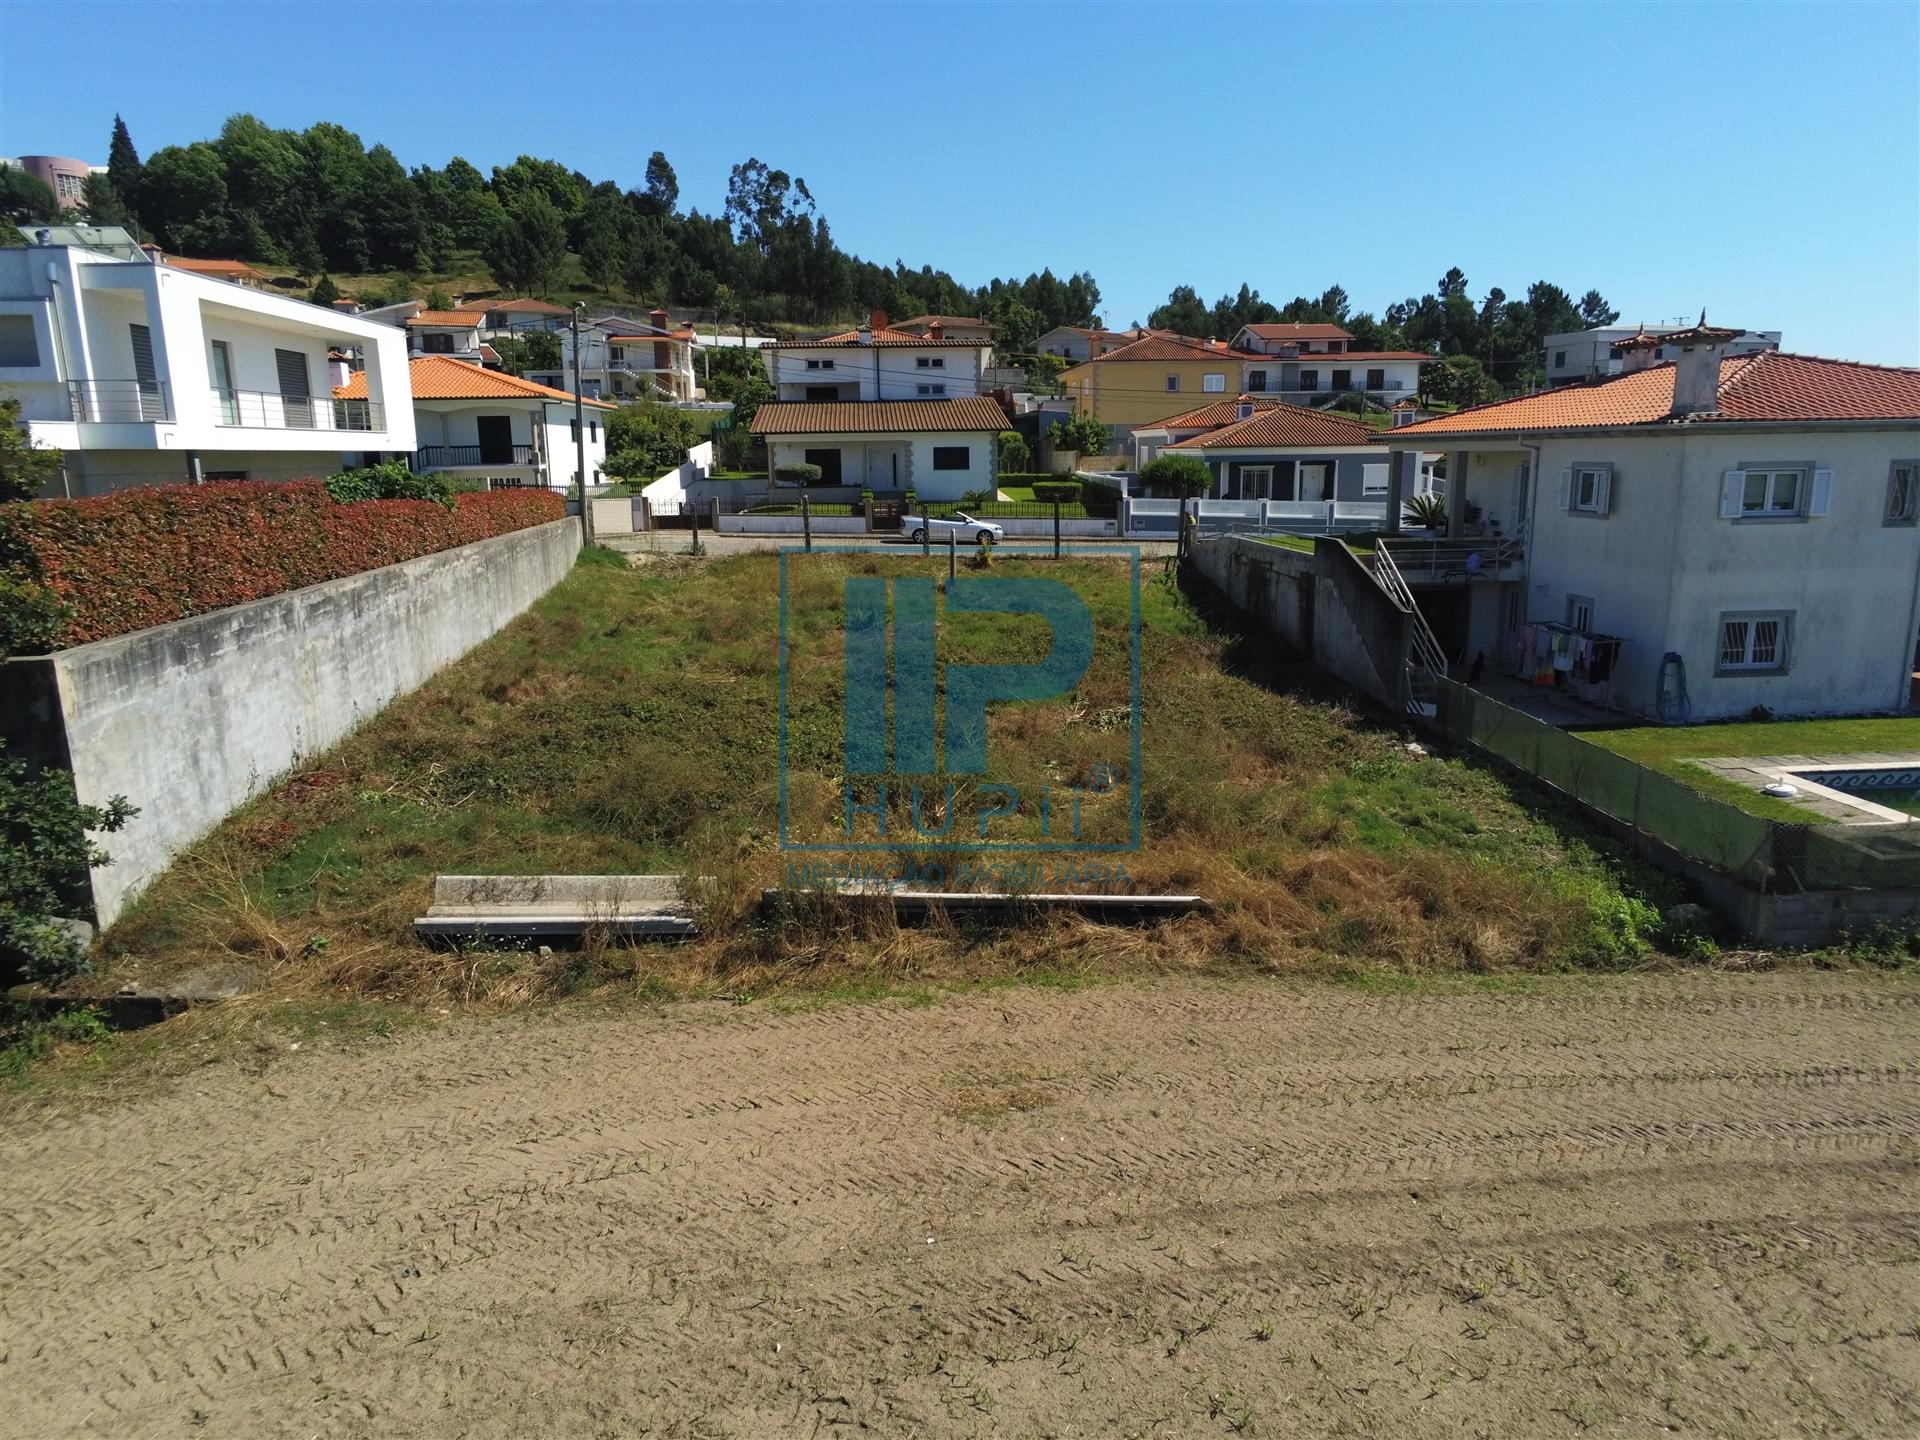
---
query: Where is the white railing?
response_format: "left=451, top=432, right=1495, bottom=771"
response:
left=1371, top=541, right=1448, bottom=715
left=1378, top=534, right=1526, bottom=575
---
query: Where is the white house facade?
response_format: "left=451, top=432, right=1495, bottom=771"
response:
left=0, top=226, right=413, bottom=495
left=765, top=314, right=991, bottom=402
left=1380, top=330, right=1920, bottom=721
left=1230, top=324, right=1428, bottom=407
left=1543, top=322, right=1781, bottom=388
left=749, top=396, right=1008, bottom=501
left=338, top=354, right=610, bottom=492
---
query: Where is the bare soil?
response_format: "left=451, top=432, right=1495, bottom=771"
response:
left=3, top=971, right=1917, bottom=1438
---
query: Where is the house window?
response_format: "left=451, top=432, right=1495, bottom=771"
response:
left=1717, top=612, right=1791, bottom=674
left=570, top=419, right=579, bottom=441
left=1331, top=369, right=1352, bottom=391
left=1887, top=461, right=1919, bottom=526
left=917, top=382, right=946, bottom=396
left=1366, top=368, right=1385, bottom=390
left=1203, top=373, right=1226, bottom=392
left=1553, top=350, right=1567, bottom=368
left=1568, top=464, right=1612, bottom=515
left=1325, top=341, right=1344, bottom=353
left=0, top=314, right=40, bottom=368
left=1247, top=370, right=1266, bottom=392
left=590, top=420, right=599, bottom=442
left=1239, top=465, right=1273, bottom=500
left=1299, top=369, right=1319, bottom=391
left=1742, top=467, right=1804, bottom=516
left=1164, top=374, right=1180, bottom=393
left=804, top=385, right=840, bottom=401
left=422, top=332, right=454, bottom=353
left=916, top=356, right=945, bottom=369
left=1566, top=594, right=1596, bottom=632
left=1361, top=463, right=1389, bottom=494
left=805, top=358, right=835, bottom=371
left=931, top=445, right=969, bottom=471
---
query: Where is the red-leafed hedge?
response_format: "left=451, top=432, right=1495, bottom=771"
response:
left=0, top=481, right=564, bottom=650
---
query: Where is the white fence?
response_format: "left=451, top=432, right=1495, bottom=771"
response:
left=640, top=439, right=714, bottom=508
left=1121, top=496, right=1388, bottom=536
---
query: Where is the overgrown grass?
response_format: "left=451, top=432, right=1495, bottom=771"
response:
left=97, top=545, right=1695, bottom=1014
left=1577, top=717, right=1920, bottom=820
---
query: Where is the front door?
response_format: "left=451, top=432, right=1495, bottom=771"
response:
left=803, top=448, right=842, bottom=485
left=865, top=445, right=904, bottom=489
left=1302, top=462, right=1334, bottom=501
left=476, top=415, right=515, bottom=465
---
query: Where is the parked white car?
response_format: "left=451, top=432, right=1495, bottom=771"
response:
left=906, top=511, right=1005, bottom=545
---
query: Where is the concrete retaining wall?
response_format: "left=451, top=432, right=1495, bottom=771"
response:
left=1186, top=534, right=1410, bottom=707
left=1, top=517, right=582, bottom=926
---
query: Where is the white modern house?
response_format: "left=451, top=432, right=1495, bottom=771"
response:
left=1543, top=321, right=1780, bottom=388
left=405, top=308, right=488, bottom=363
left=0, top=225, right=414, bottom=495
left=762, top=312, right=993, bottom=401
left=529, top=309, right=701, bottom=404
left=1378, top=324, right=1920, bottom=720
left=339, top=354, right=610, bottom=492
left=749, top=396, right=1009, bottom=499
left=1230, top=324, right=1429, bottom=407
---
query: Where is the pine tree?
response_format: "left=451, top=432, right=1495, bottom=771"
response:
left=310, top=274, right=341, bottom=308
left=107, top=115, right=142, bottom=212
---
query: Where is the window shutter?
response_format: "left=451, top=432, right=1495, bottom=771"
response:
left=1809, top=468, right=1833, bottom=517
left=1558, top=468, right=1572, bottom=511
left=1596, top=469, right=1613, bottom=515
left=1719, top=470, right=1745, bottom=518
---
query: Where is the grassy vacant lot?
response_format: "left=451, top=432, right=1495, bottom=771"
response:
left=1578, top=716, right=1920, bottom=820
left=99, top=548, right=1680, bottom=1008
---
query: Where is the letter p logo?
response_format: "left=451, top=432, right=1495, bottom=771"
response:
left=844, top=577, right=1092, bottom=775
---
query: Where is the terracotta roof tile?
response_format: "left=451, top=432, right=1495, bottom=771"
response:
left=774, top=327, right=988, bottom=349
left=895, top=314, right=990, bottom=328
left=749, top=397, right=1008, bottom=436
left=1061, top=334, right=1261, bottom=368
left=1238, top=323, right=1354, bottom=342
left=1382, top=352, right=1920, bottom=439
left=407, top=310, right=484, bottom=327
left=1137, top=395, right=1285, bottom=433
left=1167, top=402, right=1376, bottom=451
left=162, top=256, right=270, bottom=281
left=335, top=354, right=615, bottom=408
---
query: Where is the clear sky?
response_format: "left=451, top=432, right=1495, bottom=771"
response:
left=2, top=1, right=1915, bottom=363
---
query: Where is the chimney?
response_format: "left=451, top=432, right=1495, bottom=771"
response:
left=650, top=307, right=669, bottom=332
left=928, top=320, right=943, bottom=341
left=1613, top=324, right=1663, bottom=375
left=1665, top=311, right=1740, bottom=418
left=869, top=308, right=888, bottom=333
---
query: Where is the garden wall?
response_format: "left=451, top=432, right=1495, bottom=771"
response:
left=1, top=516, right=582, bottom=926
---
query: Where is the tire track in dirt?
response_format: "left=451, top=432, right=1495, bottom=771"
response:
left=2, top=971, right=1917, bottom=1438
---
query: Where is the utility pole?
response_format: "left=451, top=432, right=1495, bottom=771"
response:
left=570, top=302, right=590, bottom=546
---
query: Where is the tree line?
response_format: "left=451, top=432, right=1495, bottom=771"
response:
left=0, top=115, right=1104, bottom=336
left=1147, top=267, right=1622, bottom=400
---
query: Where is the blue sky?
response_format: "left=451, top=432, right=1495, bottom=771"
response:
left=3, top=1, right=1915, bottom=363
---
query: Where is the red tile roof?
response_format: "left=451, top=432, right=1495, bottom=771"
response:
left=161, top=256, right=270, bottom=282
left=1381, top=352, right=1920, bottom=439
left=1282, top=351, right=1432, bottom=363
left=608, top=330, right=695, bottom=344
left=1167, top=402, right=1377, bottom=451
left=895, top=314, right=991, bottom=328
left=1238, top=323, right=1353, bottom=342
left=749, top=397, right=1008, bottom=436
left=1061, top=334, right=1261, bottom=368
left=1136, top=395, right=1285, bottom=433
left=336, top=354, right=616, bottom=408
left=774, top=326, right=988, bottom=348
left=407, top=310, right=484, bottom=328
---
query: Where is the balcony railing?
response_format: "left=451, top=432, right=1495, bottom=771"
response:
left=213, top=388, right=385, bottom=432
left=416, top=444, right=536, bottom=469
left=67, top=379, right=172, bottom=423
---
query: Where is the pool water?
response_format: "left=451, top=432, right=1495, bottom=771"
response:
left=1794, top=768, right=1920, bottom=817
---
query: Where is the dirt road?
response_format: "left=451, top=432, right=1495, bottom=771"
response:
left=3, top=972, right=1917, bottom=1437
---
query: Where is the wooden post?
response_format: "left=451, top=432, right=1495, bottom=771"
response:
left=801, top=492, right=813, bottom=552
left=690, top=501, right=700, bottom=554
left=920, top=502, right=931, bottom=557
left=948, top=529, right=957, bottom=580
left=1053, top=498, right=1062, bottom=558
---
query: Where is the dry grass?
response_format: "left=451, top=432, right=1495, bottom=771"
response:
left=86, top=548, right=1686, bottom=1022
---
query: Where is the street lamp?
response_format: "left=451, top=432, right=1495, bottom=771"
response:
left=569, top=301, right=590, bottom=546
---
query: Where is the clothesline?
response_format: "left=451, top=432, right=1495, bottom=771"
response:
left=1516, top=621, right=1624, bottom=688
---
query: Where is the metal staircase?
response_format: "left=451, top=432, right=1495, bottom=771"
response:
left=1371, top=542, right=1448, bottom=716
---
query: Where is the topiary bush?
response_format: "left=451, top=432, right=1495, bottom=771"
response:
left=1138, top=454, right=1213, bottom=499
left=775, top=462, right=823, bottom=486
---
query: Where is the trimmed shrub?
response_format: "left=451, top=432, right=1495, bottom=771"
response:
left=1139, top=454, right=1212, bottom=498
left=1049, top=414, right=1110, bottom=457
left=325, top=460, right=455, bottom=506
left=1029, top=480, right=1080, bottom=504
left=0, top=481, right=563, bottom=650
left=774, top=462, right=823, bottom=486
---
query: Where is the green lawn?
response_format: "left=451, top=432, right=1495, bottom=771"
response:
left=1576, top=717, right=1920, bottom=820
left=1260, top=533, right=1379, bottom=556
left=102, top=549, right=1681, bottom=1001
